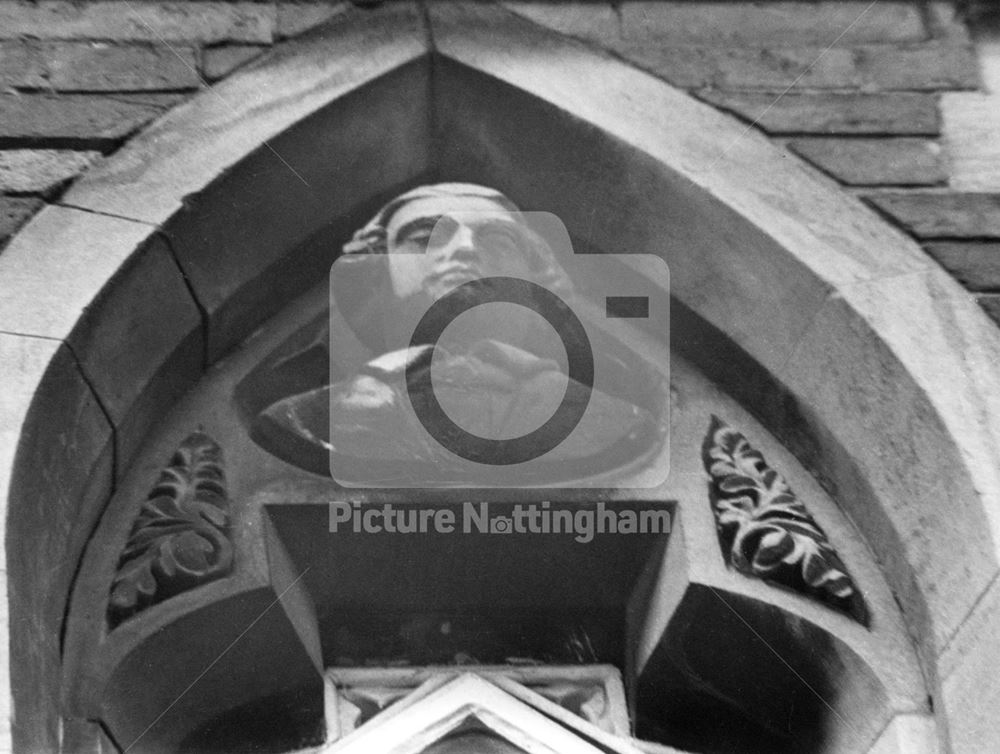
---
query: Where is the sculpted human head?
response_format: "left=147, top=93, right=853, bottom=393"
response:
left=334, top=183, right=572, bottom=351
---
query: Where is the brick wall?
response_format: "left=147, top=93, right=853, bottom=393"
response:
left=2, top=0, right=1000, bottom=328
left=0, top=1, right=348, bottom=232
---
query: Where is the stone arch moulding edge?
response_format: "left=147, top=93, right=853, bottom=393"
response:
left=0, top=1, right=995, bottom=752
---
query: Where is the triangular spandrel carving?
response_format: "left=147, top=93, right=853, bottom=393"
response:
left=108, top=431, right=234, bottom=626
left=627, top=467, right=882, bottom=752
left=702, top=416, right=867, bottom=625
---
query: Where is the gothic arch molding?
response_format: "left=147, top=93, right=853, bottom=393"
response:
left=0, top=2, right=998, bottom=751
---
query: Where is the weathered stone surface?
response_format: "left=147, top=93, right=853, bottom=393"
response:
left=433, top=2, right=932, bottom=384
left=942, top=93, right=1000, bottom=191
left=617, top=42, right=978, bottom=92
left=71, top=234, right=204, bottom=471
left=0, top=40, right=46, bottom=89
left=0, top=206, right=201, bottom=468
left=608, top=44, right=715, bottom=89
left=939, top=574, right=1000, bottom=754
left=0, top=196, right=43, bottom=243
left=0, top=334, right=113, bottom=754
left=788, top=138, right=946, bottom=186
left=630, top=464, right=924, bottom=754
left=927, top=1, right=972, bottom=43
left=507, top=1, right=932, bottom=51
left=866, top=714, right=937, bottom=754
left=0, top=205, right=153, bottom=340
left=782, top=268, right=1000, bottom=656
left=0, top=1, right=275, bottom=43
left=104, top=92, right=190, bottom=109
left=201, top=44, right=267, bottom=82
left=59, top=718, right=108, bottom=754
left=0, top=149, right=99, bottom=195
left=976, top=24, right=1000, bottom=94
left=697, top=91, right=940, bottom=135
left=60, top=4, right=431, bottom=361
left=431, top=20, right=1000, bottom=674
left=45, top=42, right=200, bottom=92
left=977, top=293, right=1000, bottom=325
left=619, top=1, right=926, bottom=46
left=865, top=192, right=1000, bottom=239
left=502, top=1, right=619, bottom=41
left=924, top=242, right=1000, bottom=290
left=0, top=93, right=170, bottom=149
left=276, top=1, right=349, bottom=40
left=63, top=3, right=427, bottom=223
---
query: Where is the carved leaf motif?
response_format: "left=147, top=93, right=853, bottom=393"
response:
left=108, top=432, right=234, bottom=626
left=703, top=416, right=868, bottom=625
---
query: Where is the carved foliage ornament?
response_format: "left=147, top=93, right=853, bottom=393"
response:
left=702, top=417, right=867, bottom=625
left=109, top=432, right=234, bottom=626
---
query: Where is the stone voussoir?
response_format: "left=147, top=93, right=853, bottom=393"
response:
left=788, top=137, right=947, bottom=187
left=863, top=192, right=1000, bottom=239
left=696, top=90, right=941, bottom=136
left=0, top=196, right=44, bottom=246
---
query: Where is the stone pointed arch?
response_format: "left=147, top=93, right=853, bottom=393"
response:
left=0, top=2, right=998, bottom=752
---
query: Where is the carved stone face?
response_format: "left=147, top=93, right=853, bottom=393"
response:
left=383, top=194, right=536, bottom=303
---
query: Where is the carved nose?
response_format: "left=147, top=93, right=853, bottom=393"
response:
left=439, top=224, right=477, bottom=260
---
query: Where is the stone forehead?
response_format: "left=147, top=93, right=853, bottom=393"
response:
left=376, top=183, right=521, bottom=230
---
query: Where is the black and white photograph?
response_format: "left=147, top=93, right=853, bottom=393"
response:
left=1, top=1, right=999, bottom=752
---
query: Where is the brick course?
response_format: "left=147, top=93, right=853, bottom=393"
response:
left=0, top=94, right=175, bottom=150
left=695, top=91, right=941, bottom=135
left=0, top=2, right=274, bottom=44
left=0, top=0, right=999, bottom=333
left=0, top=41, right=47, bottom=89
left=864, top=192, right=1000, bottom=239
left=0, top=40, right=200, bottom=92
left=43, top=42, right=200, bottom=92
left=788, top=138, right=947, bottom=186
left=201, top=44, right=265, bottom=82
left=0, top=150, right=99, bottom=195
left=925, top=242, right=1000, bottom=290
left=620, top=43, right=978, bottom=91
left=276, top=2, right=348, bottom=40
left=618, top=1, right=928, bottom=46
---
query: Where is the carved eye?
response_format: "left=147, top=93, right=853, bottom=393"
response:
left=477, top=226, right=522, bottom=258
left=395, top=226, right=435, bottom=253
